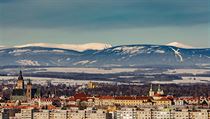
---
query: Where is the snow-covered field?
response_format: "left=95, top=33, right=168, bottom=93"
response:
left=0, top=76, right=114, bottom=86
left=164, top=69, right=210, bottom=75
left=39, top=67, right=138, bottom=74
left=1, top=67, right=210, bottom=85
left=41, top=67, right=210, bottom=75
left=152, top=77, right=210, bottom=84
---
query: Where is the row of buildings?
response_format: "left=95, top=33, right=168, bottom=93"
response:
left=1, top=71, right=210, bottom=119
left=0, top=107, right=108, bottom=119
left=116, top=107, right=210, bottom=119
left=1, top=107, right=210, bottom=119
left=5, top=71, right=210, bottom=108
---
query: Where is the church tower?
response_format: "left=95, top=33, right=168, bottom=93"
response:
left=156, top=84, right=164, bottom=95
left=26, top=79, right=32, bottom=99
left=149, top=84, right=155, bottom=96
left=16, top=70, right=24, bottom=89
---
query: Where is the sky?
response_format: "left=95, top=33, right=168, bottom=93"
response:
left=0, top=0, right=209, bottom=47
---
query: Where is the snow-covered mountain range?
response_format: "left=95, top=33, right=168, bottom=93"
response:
left=166, top=42, right=193, bottom=48
left=15, top=43, right=112, bottom=52
left=0, top=43, right=209, bottom=67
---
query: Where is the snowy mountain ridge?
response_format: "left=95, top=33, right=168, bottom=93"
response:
left=0, top=44, right=209, bottom=67
left=166, top=42, right=193, bottom=48
left=15, top=43, right=112, bottom=52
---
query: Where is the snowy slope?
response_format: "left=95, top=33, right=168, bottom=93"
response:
left=0, top=44, right=209, bottom=67
left=0, top=47, right=81, bottom=66
left=166, top=42, right=193, bottom=48
left=15, top=43, right=112, bottom=52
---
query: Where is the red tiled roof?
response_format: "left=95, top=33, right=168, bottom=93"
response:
left=74, top=92, right=88, bottom=98
left=99, top=96, right=114, bottom=100
left=155, top=98, right=171, bottom=101
left=153, top=93, right=162, bottom=97
left=114, top=96, right=149, bottom=100
left=0, top=105, right=39, bottom=109
left=66, top=97, right=76, bottom=101
left=47, top=105, right=56, bottom=110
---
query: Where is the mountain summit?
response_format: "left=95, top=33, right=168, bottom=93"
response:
left=166, top=42, right=193, bottom=48
left=15, top=43, right=112, bottom=52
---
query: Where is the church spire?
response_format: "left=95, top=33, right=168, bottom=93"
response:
left=16, top=70, right=24, bottom=89
left=157, top=84, right=161, bottom=92
left=157, top=84, right=164, bottom=95
left=18, top=70, right=23, bottom=80
left=149, top=83, right=154, bottom=96
left=150, top=84, right=153, bottom=91
left=27, top=79, right=32, bottom=85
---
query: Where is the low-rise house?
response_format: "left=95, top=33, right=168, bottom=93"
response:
left=152, top=97, right=172, bottom=106
left=115, top=107, right=137, bottom=119
left=96, top=96, right=115, bottom=106
left=114, top=96, right=150, bottom=106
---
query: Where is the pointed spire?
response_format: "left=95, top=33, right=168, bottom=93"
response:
left=149, top=83, right=154, bottom=97
left=27, top=79, right=32, bottom=85
left=18, top=70, right=23, bottom=80
left=19, top=70, right=22, bottom=75
left=158, top=84, right=161, bottom=92
left=150, top=84, right=153, bottom=91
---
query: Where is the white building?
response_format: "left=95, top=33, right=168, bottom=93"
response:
left=50, top=110, right=67, bottom=119
left=67, top=110, right=85, bottom=119
left=85, top=109, right=107, bottom=119
left=151, top=110, right=172, bottom=119
left=189, top=109, right=209, bottom=119
left=136, top=108, right=151, bottom=119
left=172, top=109, right=189, bottom=119
left=33, top=110, right=50, bottom=119
left=21, top=108, right=33, bottom=119
left=115, top=108, right=137, bottom=119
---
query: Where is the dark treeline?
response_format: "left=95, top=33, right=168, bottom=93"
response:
left=84, top=84, right=210, bottom=97
left=1, top=83, right=210, bottom=100
left=34, top=83, right=210, bottom=97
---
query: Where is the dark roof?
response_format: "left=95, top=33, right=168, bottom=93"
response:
left=12, top=88, right=37, bottom=97
left=31, top=89, right=37, bottom=97
left=12, top=89, right=26, bottom=96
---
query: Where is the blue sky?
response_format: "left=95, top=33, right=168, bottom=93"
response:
left=0, top=0, right=209, bottom=47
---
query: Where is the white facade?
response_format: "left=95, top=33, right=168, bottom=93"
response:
left=136, top=109, right=151, bottom=119
left=189, top=110, right=208, bottom=119
left=50, top=110, right=67, bottom=119
left=21, top=109, right=33, bottom=119
left=33, top=110, right=50, bottom=119
left=116, top=108, right=137, bottom=119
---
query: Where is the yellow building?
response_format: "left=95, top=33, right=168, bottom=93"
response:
left=153, top=98, right=172, bottom=106
left=97, top=96, right=115, bottom=106
left=87, top=81, right=96, bottom=89
left=114, top=96, right=151, bottom=106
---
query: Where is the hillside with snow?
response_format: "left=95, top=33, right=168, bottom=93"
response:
left=166, top=42, right=193, bottom=48
left=0, top=44, right=209, bottom=67
left=15, top=43, right=112, bottom=52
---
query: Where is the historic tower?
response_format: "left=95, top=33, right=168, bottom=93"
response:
left=26, top=79, right=32, bottom=99
left=156, top=84, right=164, bottom=95
left=149, top=84, right=155, bottom=96
left=16, top=70, right=24, bottom=89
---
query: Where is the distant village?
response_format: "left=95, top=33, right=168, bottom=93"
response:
left=0, top=71, right=210, bottom=119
